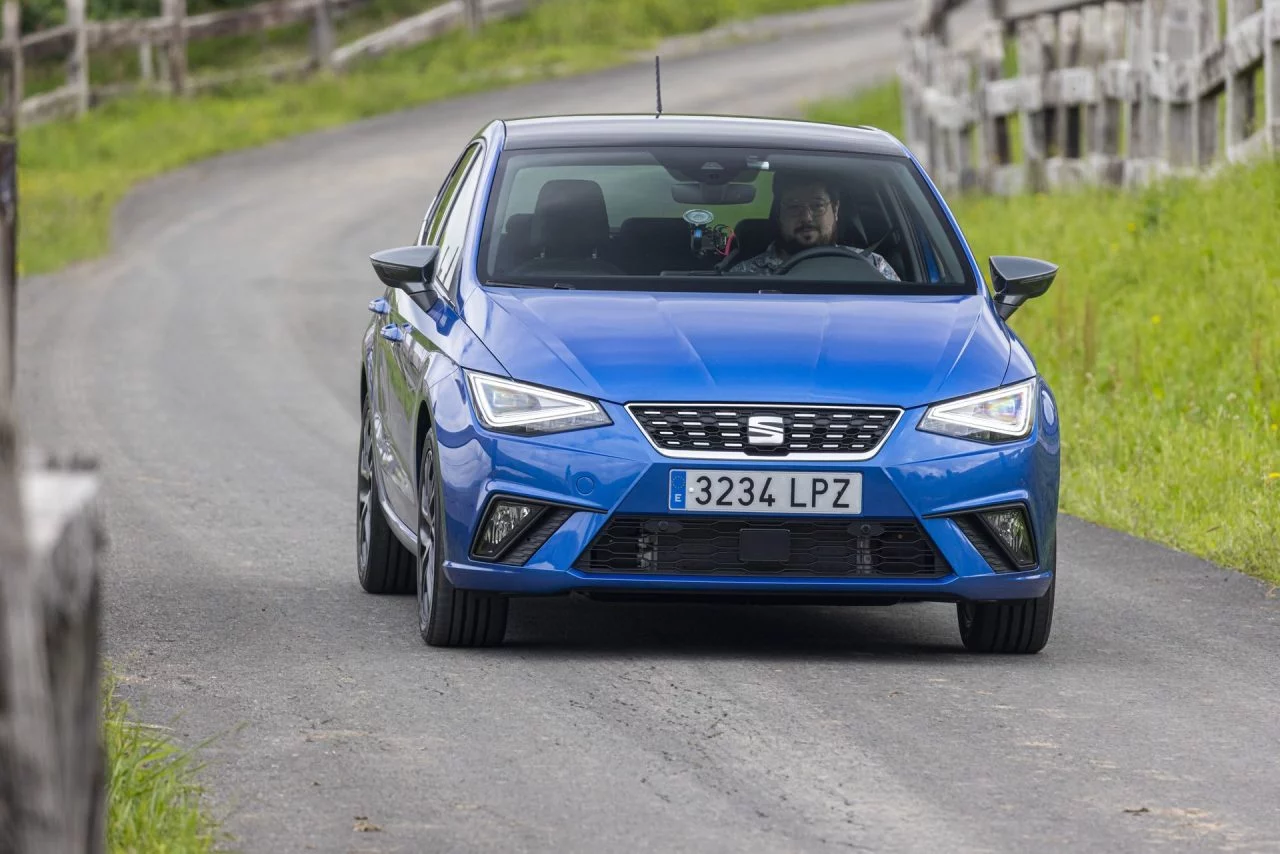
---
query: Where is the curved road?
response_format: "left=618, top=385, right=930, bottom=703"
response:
left=16, top=3, right=1280, bottom=851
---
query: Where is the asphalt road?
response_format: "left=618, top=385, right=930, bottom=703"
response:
left=15, top=2, right=1280, bottom=851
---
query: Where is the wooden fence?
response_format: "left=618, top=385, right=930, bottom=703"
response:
left=1, top=0, right=534, bottom=127
left=900, top=0, right=1280, bottom=193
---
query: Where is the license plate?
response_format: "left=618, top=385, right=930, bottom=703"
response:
left=669, top=470, right=862, bottom=515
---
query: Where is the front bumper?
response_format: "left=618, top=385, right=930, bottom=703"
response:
left=429, top=372, right=1060, bottom=603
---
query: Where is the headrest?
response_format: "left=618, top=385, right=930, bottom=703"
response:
left=529, top=179, right=611, bottom=257
left=504, top=212, right=534, bottom=242
left=733, top=218, right=774, bottom=252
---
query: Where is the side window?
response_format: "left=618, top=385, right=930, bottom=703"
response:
left=420, top=143, right=481, bottom=246
left=433, top=151, right=486, bottom=298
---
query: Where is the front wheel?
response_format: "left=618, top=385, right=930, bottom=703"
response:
left=956, top=578, right=1054, bottom=654
left=357, top=393, right=415, bottom=595
left=416, top=426, right=508, bottom=647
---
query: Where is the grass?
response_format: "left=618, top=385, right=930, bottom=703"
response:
left=18, top=0, right=855, bottom=277
left=23, top=0, right=455, bottom=97
left=104, top=674, right=221, bottom=852
left=806, top=81, right=1280, bottom=586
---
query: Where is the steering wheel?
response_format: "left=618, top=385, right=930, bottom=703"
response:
left=774, top=245, right=883, bottom=277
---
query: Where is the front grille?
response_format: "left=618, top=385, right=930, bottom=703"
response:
left=574, top=516, right=950, bottom=578
left=627, top=403, right=901, bottom=457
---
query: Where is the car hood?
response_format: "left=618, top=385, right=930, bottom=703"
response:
left=466, top=289, right=1011, bottom=408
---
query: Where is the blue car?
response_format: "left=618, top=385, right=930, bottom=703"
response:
left=358, top=114, right=1060, bottom=653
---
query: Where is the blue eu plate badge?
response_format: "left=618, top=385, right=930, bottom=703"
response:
left=669, top=470, right=687, bottom=509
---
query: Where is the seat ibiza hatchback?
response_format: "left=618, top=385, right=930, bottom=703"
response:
left=357, top=114, right=1060, bottom=653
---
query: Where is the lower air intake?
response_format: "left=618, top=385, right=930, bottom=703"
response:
left=574, top=516, right=950, bottom=578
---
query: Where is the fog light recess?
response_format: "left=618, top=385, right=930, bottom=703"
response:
left=475, top=499, right=542, bottom=559
left=978, top=505, right=1036, bottom=568
left=471, top=498, right=574, bottom=565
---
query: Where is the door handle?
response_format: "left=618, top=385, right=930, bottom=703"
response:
left=369, top=297, right=390, bottom=315
left=380, top=323, right=404, bottom=342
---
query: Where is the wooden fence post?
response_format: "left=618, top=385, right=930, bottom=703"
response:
left=0, top=139, right=13, bottom=391
left=1195, top=0, right=1221, bottom=166
left=1056, top=10, right=1084, bottom=159
left=1, top=1, right=19, bottom=131
left=979, top=19, right=1012, bottom=171
left=1016, top=17, right=1051, bottom=188
left=312, top=0, right=335, bottom=71
left=1225, top=0, right=1260, bottom=154
left=1095, top=1, right=1128, bottom=161
left=138, top=39, right=154, bottom=85
left=1268, top=0, right=1280, bottom=148
left=464, top=0, right=482, bottom=33
left=0, top=448, right=108, bottom=854
left=1160, top=0, right=1199, bottom=168
left=952, top=51, right=978, bottom=189
left=66, top=0, right=90, bottom=115
left=163, top=0, right=188, bottom=96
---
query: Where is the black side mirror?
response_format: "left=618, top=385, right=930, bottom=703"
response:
left=988, top=255, right=1058, bottom=320
left=370, top=245, right=440, bottom=294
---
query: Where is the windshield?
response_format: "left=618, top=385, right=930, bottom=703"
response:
left=475, top=144, right=976, bottom=294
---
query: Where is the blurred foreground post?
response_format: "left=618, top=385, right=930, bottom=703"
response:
left=1, top=2, right=19, bottom=131
left=0, top=38, right=108, bottom=854
left=312, top=0, right=335, bottom=71
left=66, top=0, right=89, bottom=115
left=163, top=0, right=188, bottom=96
left=464, top=0, right=482, bottom=32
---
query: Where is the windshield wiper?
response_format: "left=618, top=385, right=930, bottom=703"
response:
left=485, top=279, right=578, bottom=290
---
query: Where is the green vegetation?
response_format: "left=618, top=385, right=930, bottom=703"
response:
left=104, top=676, right=221, bottom=852
left=19, top=0, right=853, bottom=276
left=23, top=0, right=453, bottom=97
left=806, top=81, right=1280, bottom=586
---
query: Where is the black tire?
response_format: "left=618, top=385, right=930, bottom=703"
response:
left=957, top=577, right=1055, bottom=654
left=416, top=424, right=508, bottom=647
left=356, top=393, right=415, bottom=594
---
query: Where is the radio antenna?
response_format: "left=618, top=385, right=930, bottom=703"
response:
left=654, top=55, right=663, bottom=118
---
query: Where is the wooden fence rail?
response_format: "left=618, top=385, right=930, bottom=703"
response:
left=1, top=0, right=506, bottom=127
left=901, top=0, right=1280, bottom=193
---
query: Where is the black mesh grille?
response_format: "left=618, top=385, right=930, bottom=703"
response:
left=575, top=516, right=950, bottom=577
left=952, top=514, right=1016, bottom=573
left=627, top=404, right=901, bottom=456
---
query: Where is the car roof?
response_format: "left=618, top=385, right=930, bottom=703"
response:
left=498, top=114, right=907, bottom=157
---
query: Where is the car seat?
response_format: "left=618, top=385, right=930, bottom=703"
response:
left=723, top=218, right=774, bottom=268
left=513, top=179, right=623, bottom=276
left=494, top=212, right=534, bottom=275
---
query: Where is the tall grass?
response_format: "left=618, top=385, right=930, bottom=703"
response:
left=19, top=0, right=852, bottom=277
left=807, top=83, right=1280, bottom=585
left=104, top=676, right=221, bottom=852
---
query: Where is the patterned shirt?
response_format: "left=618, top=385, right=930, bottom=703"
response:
left=727, top=242, right=900, bottom=281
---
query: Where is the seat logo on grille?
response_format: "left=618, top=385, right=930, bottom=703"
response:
left=747, top=415, right=785, bottom=446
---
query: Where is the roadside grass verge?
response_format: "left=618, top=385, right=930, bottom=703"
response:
left=104, top=673, right=222, bottom=852
left=806, top=82, right=1280, bottom=586
left=20, top=0, right=854, bottom=277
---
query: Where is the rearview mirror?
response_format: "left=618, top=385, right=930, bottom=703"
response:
left=670, top=182, right=756, bottom=205
left=988, top=255, right=1058, bottom=320
left=370, top=245, right=440, bottom=294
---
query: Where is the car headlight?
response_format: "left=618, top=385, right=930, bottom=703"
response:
left=918, top=378, right=1037, bottom=443
left=465, top=370, right=611, bottom=435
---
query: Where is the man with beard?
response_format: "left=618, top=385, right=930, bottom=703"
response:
left=726, top=170, right=900, bottom=280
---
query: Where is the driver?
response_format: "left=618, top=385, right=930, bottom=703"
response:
left=727, top=170, right=900, bottom=280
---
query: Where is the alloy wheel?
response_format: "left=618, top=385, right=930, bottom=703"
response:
left=417, top=441, right=439, bottom=633
left=356, top=405, right=375, bottom=581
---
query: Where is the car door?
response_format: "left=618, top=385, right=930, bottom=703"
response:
left=380, top=142, right=485, bottom=525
